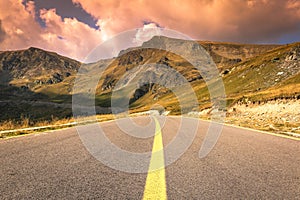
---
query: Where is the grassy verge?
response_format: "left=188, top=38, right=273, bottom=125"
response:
left=1, top=112, right=299, bottom=140
left=0, top=114, right=115, bottom=139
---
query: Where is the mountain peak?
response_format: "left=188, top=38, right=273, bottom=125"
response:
left=141, top=35, right=182, bottom=47
left=26, top=47, right=49, bottom=54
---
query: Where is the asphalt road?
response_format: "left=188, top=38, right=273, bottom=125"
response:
left=0, top=116, right=299, bottom=199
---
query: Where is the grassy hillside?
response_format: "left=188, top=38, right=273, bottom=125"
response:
left=0, top=37, right=299, bottom=126
left=127, top=42, right=300, bottom=114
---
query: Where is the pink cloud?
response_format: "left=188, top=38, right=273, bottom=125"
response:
left=0, top=0, right=103, bottom=61
left=0, top=0, right=300, bottom=61
left=39, top=8, right=103, bottom=60
left=73, top=0, right=300, bottom=43
left=0, top=0, right=43, bottom=49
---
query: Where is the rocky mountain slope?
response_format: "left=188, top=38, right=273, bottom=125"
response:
left=0, top=47, right=80, bottom=122
left=0, top=47, right=80, bottom=89
left=154, top=42, right=300, bottom=112
left=0, top=37, right=299, bottom=126
left=199, top=41, right=280, bottom=65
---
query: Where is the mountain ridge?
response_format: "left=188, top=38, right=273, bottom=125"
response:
left=0, top=37, right=299, bottom=124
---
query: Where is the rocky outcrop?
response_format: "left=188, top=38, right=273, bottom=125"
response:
left=199, top=41, right=280, bottom=69
left=0, top=47, right=80, bottom=85
left=285, top=45, right=300, bottom=61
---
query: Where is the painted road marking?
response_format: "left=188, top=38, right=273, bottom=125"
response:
left=143, top=117, right=167, bottom=200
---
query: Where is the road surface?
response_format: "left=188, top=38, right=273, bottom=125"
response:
left=0, top=116, right=299, bottom=199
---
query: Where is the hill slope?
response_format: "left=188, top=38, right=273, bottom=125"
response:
left=0, top=37, right=299, bottom=127
left=0, top=47, right=80, bottom=122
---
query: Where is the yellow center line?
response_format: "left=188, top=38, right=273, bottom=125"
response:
left=143, top=117, right=167, bottom=200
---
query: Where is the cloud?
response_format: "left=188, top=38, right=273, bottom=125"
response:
left=0, top=0, right=104, bottom=61
left=38, top=8, right=103, bottom=60
left=133, top=23, right=163, bottom=46
left=73, top=0, right=300, bottom=43
left=0, top=0, right=43, bottom=49
left=0, top=0, right=300, bottom=61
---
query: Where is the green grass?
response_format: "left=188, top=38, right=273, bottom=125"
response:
left=127, top=42, right=300, bottom=112
left=2, top=41, right=299, bottom=135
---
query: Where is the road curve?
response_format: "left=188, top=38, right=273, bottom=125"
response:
left=0, top=116, right=299, bottom=199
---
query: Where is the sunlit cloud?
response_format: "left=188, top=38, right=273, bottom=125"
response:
left=73, top=0, right=300, bottom=43
left=133, top=23, right=163, bottom=46
left=0, top=0, right=103, bottom=61
left=0, top=0, right=299, bottom=61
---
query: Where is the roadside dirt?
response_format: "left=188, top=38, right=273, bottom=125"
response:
left=226, top=99, right=300, bottom=134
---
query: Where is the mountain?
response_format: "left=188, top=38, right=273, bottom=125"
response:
left=0, top=37, right=299, bottom=125
left=198, top=41, right=281, bottom=70
left=0, top=47, right=80, bottom=122
left=162, top=41, right=300, bottom=111
left=0, top=47, right=80, bottom=88
left=92, top=37, right=296, bottom=111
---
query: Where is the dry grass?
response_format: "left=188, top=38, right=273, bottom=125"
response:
left=0, top=116, right=74, bottom=132
left=0, top=114, right=116, bottom=139
left=225, top=99, right=300, bottom=134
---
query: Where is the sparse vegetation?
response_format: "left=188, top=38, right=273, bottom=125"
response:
left=0, top=114, right=115, bottom=138
left=225, top=99, right=300, bottom=135
left=0, top=38, right=299, bottom=138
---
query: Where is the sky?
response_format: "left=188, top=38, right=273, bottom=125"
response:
left=0, top=0, right=300, bottom=61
